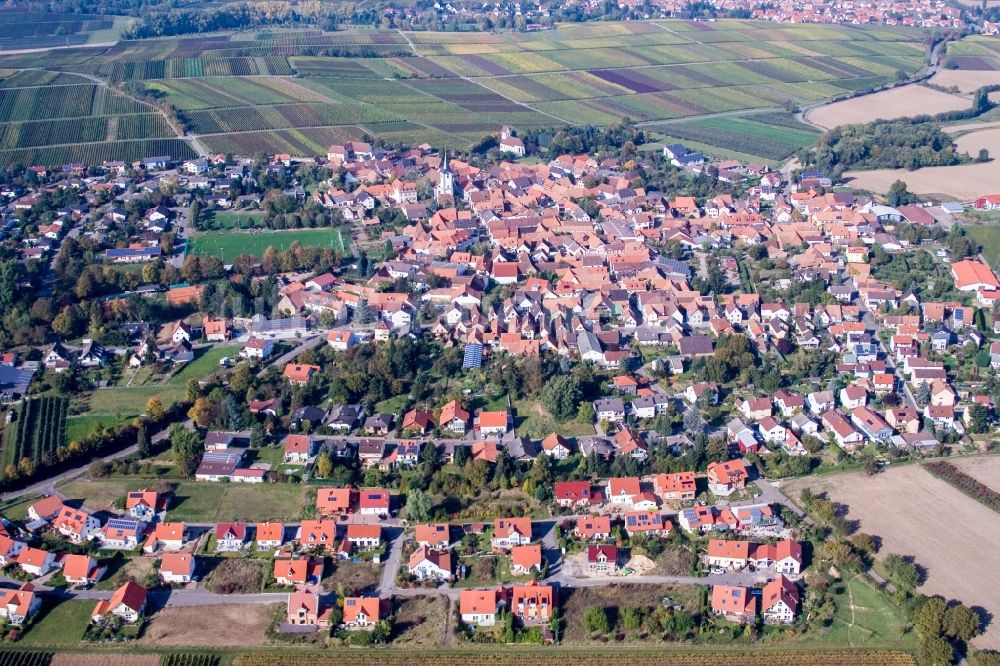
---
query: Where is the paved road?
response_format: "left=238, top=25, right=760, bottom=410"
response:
left=168, top=205, right=192, bottom=269
left=376, top=526, right=406, bottom=597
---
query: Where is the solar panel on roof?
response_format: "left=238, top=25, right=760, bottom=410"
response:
left=463, top=343, right=483, bottom=369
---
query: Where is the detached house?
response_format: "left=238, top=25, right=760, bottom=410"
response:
left=409, top=546, right=452, bottom=581
left=706, top=460, right=749, bottom=496
left=342, top=597, right=386, bottom=630
left=762, top=575, right=799, bottom=624
left=93, top=581, right=147, bottom=623
left=711, top=584, right=757, bottom=623
left=492, top=517, right=532, bottom=550
left=159, top=552, right=195, bottom=584
left=0, top=584, right=40, bottom=626
left=460, top=587, right=504, bottom=626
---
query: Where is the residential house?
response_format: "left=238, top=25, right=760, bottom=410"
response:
left=587, top=545, right=619, bottom=574
left=159, top=552, right=195, bottom=584
left=92, top=581, right=146, bottom=623
left=711, top=584, right=757, bottom=623
left=706, top=460, right=749, bottom=496
left=409, top=546, right=452, bottom=581
left=341, top=597, right=386, bottom=630
left=761, top=575, right=799, bottom=624
left=492, top=518, right=532, bottom=550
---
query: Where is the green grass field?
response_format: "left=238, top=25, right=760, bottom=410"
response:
left=965, top=223, right=1000, bottom=272
left=20, top=599, right=93, bottom=646
left=73, top=385, right=187, bottom=418
left=65, top=414, right=124, bottom=443
left=167, top=344, right=241, bottom=386
left=190, top=227, right=347, bottom=259
left=821, top=576, right=915, bottom=649
left=59, top=477, right=310, bottom=521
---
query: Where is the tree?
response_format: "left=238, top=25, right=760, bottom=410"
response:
left=251, top=423, right=265, bottom=449
left=542, top=374, right=582, bottom=421
left=884, top=553, right=920, bottom=590
left=944, top=603, right=981, bottom=642
left=169, top=425, right=201, bottom=477
left=968, top=403, right=989, bottom=434
left=404, top=488, right=432, bottom=522
left=978, top=148, right=990, bottom=163
left=887, top=180, right=915, bottom=207
left=621, top=607, right=642, bottom=631
left=314, top=452, right=332, bottom=478
left=918, top=634, right=954, bottom=666
left=353, top=298, right=374, bottom=325
left=915, top=597, right=948, bottom=638
left=683, top=406, right=705, bottom=437
left=188, top=397, right=213, bottom=428
left=136, top=424, right=150, bottom=458
left=583, top=605, right=610, bottom=634
left=146, top=396, right=165, bottom=422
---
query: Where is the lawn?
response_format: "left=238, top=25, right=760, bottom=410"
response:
left=59, top=478, right=311, bottom=522
left=74, top=384, right=187, bottom=417
left=20, top=599, right=93, bottom=646
left=65, top=414, right=124, bottom=444
left=167, top=344, right=241, bottom=385
left=190, top=227, right=347, bottom=260
left=171, top=482, right=310, bottom=522
left=965, top=223, right=1000, bottom=272
left=818, top=575, right=915, bottom=649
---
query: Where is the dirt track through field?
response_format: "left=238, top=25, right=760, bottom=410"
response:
left=784, top=462, right=1000, bottom=650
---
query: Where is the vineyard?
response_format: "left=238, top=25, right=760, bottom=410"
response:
left=0, top=18, right=935, bottom=158
left=924, top=461, right=1000, bottom=513
left=231, top=650, right=917, bottom=666
left=3, top=396, right=68, bottom=477
left=161, top=655, right=221, bottom=666
left=0, top=652, right=53, bottom=666
left=0, top=139, right=196, bottom=170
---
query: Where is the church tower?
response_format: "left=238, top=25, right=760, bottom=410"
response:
left=436, top=151, right=454, bottom=199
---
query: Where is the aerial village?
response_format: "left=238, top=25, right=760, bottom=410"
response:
left=0, top=124, right=996, bottom=645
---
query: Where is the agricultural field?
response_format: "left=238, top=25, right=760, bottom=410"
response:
left=228, top=649, right=918, bottom=666
left=647, top=112, right=820, bottom=162
left=0, top=9, right=125, bottom=51
left=190, top=227, right=348, bottom=260
left=0, top=18, right=933, bottom=159
left=805, top=83, right=972, bottom=129
left=783, top=460, right=1000, bottom=650
left=2, top=396, right=68, bottom=479
left=0, top=67, right=192, bottom=168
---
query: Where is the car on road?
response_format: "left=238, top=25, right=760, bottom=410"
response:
left=709, top=567, right=725, bottom=575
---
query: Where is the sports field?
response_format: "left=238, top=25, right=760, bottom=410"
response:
left=189, top=227, right=348, bottom=259
left=0, top=16, right=932, bottom=162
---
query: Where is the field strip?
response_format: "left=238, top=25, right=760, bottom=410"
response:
left=450, top=54, right=920, bottom=81
left=651, top=21, right=701, bottom=44
left=637, top=106, right=785, bottom=127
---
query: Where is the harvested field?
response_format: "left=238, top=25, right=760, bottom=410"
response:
left=930, top=69, right=1000, bottom=94
left=782, top=462, right=1000, bottom=650
left=806, top=84, right=970, bottom=129
left=947, top=455, right=1000, bottom=493
left=844, top=125, right=1000, bottom=199
left=52, top=656, right=159, bottom=666
left=139, top=603, right=280, bottom=646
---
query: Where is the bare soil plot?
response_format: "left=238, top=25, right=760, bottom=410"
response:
left=139, top=603, right=280, bottom=646
left=392, top=595, right=448, bottom=646
left=931, top=69, right=1000, bottom=94
left=806, top=85, right=971, bottom=129
left=844, top=125, right=1000, bottom=200
left=947, top=455, right=1000, bottom=493
left=783, top=463, right=1000, bottom=650
left=52, top=656, right=159, bottom=666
